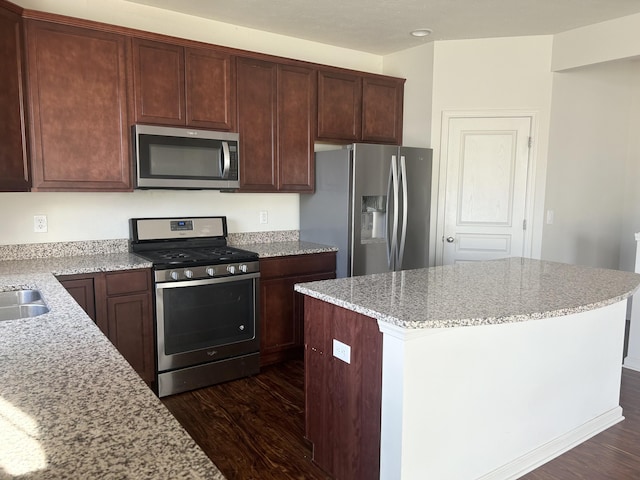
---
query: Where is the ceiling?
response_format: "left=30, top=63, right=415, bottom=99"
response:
left=126, top=0, right=640, bottom=55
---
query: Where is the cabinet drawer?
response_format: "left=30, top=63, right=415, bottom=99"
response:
left=105, top=269, right=151, bottom=296
left=260, top=252, right=336, bottom=279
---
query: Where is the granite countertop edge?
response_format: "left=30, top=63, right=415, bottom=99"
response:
left=294, top=258, right=640, bottom=330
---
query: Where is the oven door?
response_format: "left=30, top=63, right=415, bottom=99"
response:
left=155, top=273, right=259, bottom=373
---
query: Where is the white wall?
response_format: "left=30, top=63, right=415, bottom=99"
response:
left=0, top=191, right=298, bottom=244
left=542, top=60, right=640, bottom=270
left=2, top=0, right=384, bottom=245
left=620, top=63, right=640, bottom=271
left=383, top=42, right=434, bottom=148
left=430, top=36, right=554, bottom=261
left=552, top=13, right=640, bottom=72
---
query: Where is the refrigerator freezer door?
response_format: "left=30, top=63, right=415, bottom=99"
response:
left=351, top=144, right=397, bottom=276
left=397, top=146, right=432, bottom=270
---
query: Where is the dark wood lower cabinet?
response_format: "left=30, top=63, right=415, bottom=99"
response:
left=57, top=268, right=154, bottom=385
left=260, top=252, right=336, bottom=367
left=58, top=276, right=96, bottom=321
left=304, top=295, right=383, bottom=480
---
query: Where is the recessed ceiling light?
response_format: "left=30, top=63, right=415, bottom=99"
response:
left=410, top=28, right=432, bottom=38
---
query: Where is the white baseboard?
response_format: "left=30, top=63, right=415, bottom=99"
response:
left=623, top=356, right=640, bottom=372
left=478, top=407, right=624, bottom=480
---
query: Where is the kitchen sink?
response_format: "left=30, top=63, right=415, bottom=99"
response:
left=0, top=289, right=49, bottom=321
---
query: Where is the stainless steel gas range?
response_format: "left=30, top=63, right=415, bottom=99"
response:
left=130, top=216, right=260, bottom=397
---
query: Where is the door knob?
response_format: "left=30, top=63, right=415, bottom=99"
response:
left=446, top=236, right=455, bottom=243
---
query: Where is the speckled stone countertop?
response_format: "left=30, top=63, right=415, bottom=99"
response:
left=0, top=256, right=225, bottom=479
left=236, top=240, right=337, bottom=258
left=294, top=257, right=640, bottom=330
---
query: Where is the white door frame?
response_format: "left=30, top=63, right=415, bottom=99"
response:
left=435, top=110, right=539, bottom=265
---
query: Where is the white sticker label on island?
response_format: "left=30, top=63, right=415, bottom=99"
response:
left=333, top=339, right=351, bottom=364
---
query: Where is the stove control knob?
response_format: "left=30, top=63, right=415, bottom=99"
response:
left=169, top=271, right=180, bottom=281
left=227, top=265, right=236, bottom=275
left=206, top=267, right=216, bottom=277
left=184, top=269, right=194, bottom=279
left=239, top=264, right=248, bottom=273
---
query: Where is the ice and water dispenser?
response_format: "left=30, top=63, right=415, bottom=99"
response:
left=361, top=195, right=386, bottom=243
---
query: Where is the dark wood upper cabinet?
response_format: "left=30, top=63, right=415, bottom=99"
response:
left=237, top=57, right=316, bottom=192
left=24, top=20, right=132, bottom=191
left=0, top=4, right=29, bottom=191
left=277, top=63, right=316, bottom=192
left=318, top=69, right=404, bottom=145
left=362, top=75, right=404, bottom=144
left=317, top=70, right=362, bottom=142
left=186, top=47, right=236, bottom=130
left=1, top=6, right=404, bottom=193
left=132, top=38, right=185, bottom=125
left=132, top=38, right=236, bottom=131
left=237, top=57, right=278, bottom=191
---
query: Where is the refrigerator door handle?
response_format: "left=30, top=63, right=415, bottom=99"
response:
left=386, top=159, right=395, bottom=268
left=398, top=155, right=409, bottom=269
left=390, top=155, right=400, bottom=270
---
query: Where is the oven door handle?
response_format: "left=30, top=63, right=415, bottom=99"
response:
left=155, top=272, right=260, bottom=289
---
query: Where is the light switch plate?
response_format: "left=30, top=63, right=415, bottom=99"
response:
left=333, top=339, right=351, bottom=364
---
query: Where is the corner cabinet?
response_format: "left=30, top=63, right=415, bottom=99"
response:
left=0, top=3, right=29, bottom=191
left=317, top=69, right=404, bottom=145
left=132, top=38, right=236, bottom=131
left=57, top=269, right=154, bottom=385
left=24, top=19, right=132, bottom=191
left=237, top=57, right=316, bottom=192
left=259, top=252, right=336, bottom=366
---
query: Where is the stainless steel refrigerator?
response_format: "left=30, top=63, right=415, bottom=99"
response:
left=300, top=143, right=433, bottom=278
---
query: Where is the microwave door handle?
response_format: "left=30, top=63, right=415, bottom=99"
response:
left=221, top=141, right=231, bottom=179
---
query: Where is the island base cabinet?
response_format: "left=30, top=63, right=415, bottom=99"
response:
left=304, top=296, right=383, bottom=480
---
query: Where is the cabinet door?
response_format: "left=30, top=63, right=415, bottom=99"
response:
left=362, top=75, right=404, bottom=144
left=25, top=20, right=131, bottom=191
left=0, top=6, right=29, bottom=191
left=58, top=277, right=97, bottom=322
left=106, top=292, right=154, bottom=384
left=132, top=38, right=185, bottom=125
left=261, top=276, right=299, bottom=363
left=186, top=47, right=235, bottom=130
left=237, top=57, right=277, bottom=191
left=317, top=70, right=362, bottom=142
left=277, top=64, right=316, bottom=192
left=260, top=252, right=336, bottom=366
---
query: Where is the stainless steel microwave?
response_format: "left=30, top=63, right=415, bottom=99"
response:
left=133, top=125, right=240, bottom=190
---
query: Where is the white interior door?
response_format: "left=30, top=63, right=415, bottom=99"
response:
left=440, top=116, right=532, bottom=265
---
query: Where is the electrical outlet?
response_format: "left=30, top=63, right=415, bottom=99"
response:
left=34, top=215, right=48, bottom=233
left=259, top=210, right=268, bottom=224
left=546, top=210, right=554, bottom=225
left=333, top=339, right=351, bottom=364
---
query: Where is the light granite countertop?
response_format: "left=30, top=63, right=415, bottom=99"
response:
left=294, top=257, right=640, bottom=329
left=233, top=240, right=337, bottom=258
left=0, top=254, right=225, bottom=479
left=0, top=240, right=336, bottom=479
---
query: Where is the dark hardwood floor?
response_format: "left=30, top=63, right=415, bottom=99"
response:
left=162, top=360, right=331, bottom=480
left=163, top=361, right=640, bottom=480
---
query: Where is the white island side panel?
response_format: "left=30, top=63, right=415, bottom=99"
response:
left=379, top=300, right=627, bottom=480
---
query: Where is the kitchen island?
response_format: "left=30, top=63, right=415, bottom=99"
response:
left=295, top=258, right=640, bottom=480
